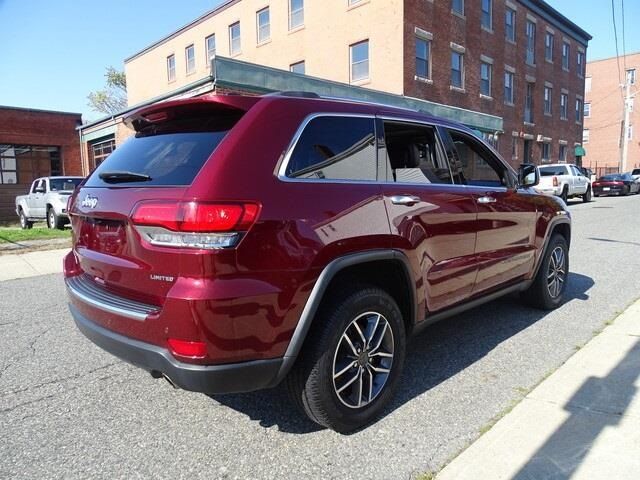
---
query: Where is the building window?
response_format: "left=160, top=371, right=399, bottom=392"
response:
left=560, top=93, right=568, bottom=120
left=582, top=129, right=590, bottom=144
left=585, top=77, right=592, bottom=93
left=525, top=20, right=536, bottom=65
left=562, top=42, right=570, bottom=70
left=504, top=71, right=514, bottom=104
left=0, top=147, right=17, bottom=184
left=480, top=62, right=492, bottom=96
left=452, top=0, right=464, bottom=15
left=166, top=54, right=176, bottom=82
left=451, top=51, right=464, bottom=89
left=544, top=86, right=552, bottom=115
left=577, top=51, right=585, bottom=77
left=229, top=22, right=241, bottom=55
left=91, top=139, right=116, bottom=168
left=481, top=0, right=492, bottom=29
left=289, top=0, right=304, bottom=30
left=416, top=37, right=431, bottom=80
left=545, top=32, right=554, bottom=62
left=185, top=45, right=195, bottom=75
left=628, top=69, right=637, bottom=85
left=542, top=142, right=551, bottom=162
left=350, top=40, right=369, bottom=82
left=257, top=7, right=270, bottom=43
left=524, top=83, right=534, bottom=123
left=584, top=102, right=591, bottom=118
left=505, top=8, right=516, bottom=42
left=575, top=98, right=583, bottom=122
left=290, top=61, right=305, bottom=74
left=559, top=144, right=567, bottom=162
left=205, top=34, right=216, bottom=65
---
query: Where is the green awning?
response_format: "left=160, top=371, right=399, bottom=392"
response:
left=575, top=146, right=586, bottom=156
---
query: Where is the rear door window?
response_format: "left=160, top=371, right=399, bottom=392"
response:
left=285, top=116, right=377, bottom=181
left=383, top=121, right=453, bottom=184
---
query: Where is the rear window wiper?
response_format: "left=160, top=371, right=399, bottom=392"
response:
left=98, top=171, right=152, bottom=183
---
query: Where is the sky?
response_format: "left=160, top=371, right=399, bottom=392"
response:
left=0, top=0, right=638, bottom=121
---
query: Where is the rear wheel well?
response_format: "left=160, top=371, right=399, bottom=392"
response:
left=320, top=260, right=415, bottom=334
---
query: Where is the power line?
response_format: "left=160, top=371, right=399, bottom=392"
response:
left=621, top=0, right=627, bottom=72
left=611, top=0, right=623, bottom=100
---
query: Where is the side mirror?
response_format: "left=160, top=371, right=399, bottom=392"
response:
left=518, top=163, right=539, bottom=188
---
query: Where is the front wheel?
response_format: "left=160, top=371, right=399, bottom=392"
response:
left=47, top=208, right=65, bottom=229
left=286, top=285, right=406, bottom=433
left=521, top=234, right=569, bottom=310
left=19, top=211, right=33, bottom=230
left=582, top=187, right=592, bottom=203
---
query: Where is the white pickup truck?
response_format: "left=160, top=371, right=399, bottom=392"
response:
left=535, top=164, right=592, bottom=203
left=15, top=176, right=83, bottom=229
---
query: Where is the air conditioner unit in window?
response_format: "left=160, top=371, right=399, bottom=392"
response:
left=536, top=134, right=544, bottom=143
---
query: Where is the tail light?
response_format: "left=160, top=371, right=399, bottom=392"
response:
left=612, top=181, right=623, bottom=186
left=552, top=176, right=559, bottom=187
left=167, top=338, right=207, bottom=359
left=131, top=201, right=260, bottom=249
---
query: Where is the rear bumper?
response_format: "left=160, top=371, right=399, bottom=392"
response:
left=68, top=302, right=284, bottom=394
left=534, top=186, right=562, bottom=196
left=593, top=186, right=624, bottom=195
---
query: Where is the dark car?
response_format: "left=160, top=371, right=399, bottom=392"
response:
left=592, top=173, right=640, bottom=196
left=64, top=93, right=571, bottom=432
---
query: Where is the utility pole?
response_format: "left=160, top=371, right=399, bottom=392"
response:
left=621, top=73, right=631, bottom=173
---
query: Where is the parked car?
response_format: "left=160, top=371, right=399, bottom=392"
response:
left=534, top=164, right=591, bottom=203
left=64, top=93, right=571, bottom=432
left=15, top=176, right=84, bottom=229
left=592, top=173, right=640, bottom=196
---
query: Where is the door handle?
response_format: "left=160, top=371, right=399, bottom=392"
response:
left=477, top=196, right=497, bottom=204
left=390, top=195, right=420, bottom=206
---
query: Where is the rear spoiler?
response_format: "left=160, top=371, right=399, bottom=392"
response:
left=124, top=94, right=261, bottom=132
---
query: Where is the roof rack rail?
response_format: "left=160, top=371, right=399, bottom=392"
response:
left=264, top=91, right=321, bottom=99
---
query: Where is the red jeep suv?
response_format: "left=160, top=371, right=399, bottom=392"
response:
left=65, top=93, right=570, bottom=432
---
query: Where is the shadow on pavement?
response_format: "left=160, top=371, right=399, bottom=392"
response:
left=512, top=339, right=640, bottom=479
left=209, top=272, right=594, bottom=435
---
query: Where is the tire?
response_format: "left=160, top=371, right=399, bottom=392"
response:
left=286, top=285, right=406, bottom=433
left=47, top=208, right=64, bottom=229
left=623, top=186, right=630, bottom=196
left=19, top=210, right=33, bottom=230
left=521, top=234, right=569, bottom=310
left=560, top=186, right=568, bottom=203
left=582, top=186, right=591, bottom=203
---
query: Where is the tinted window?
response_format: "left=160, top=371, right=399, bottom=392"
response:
left=601, top=175, right=622, bottom=181
left=539, top=166, right=568, bottom=176
left=632, top=169, right=640, bottom=175
left=286, top=116, right=376, bottom=181
left=50, top=178, right=82, bottom=191
left=384, top=122, right=452, bottom=184
left=448, top=130, right=507, bottom=187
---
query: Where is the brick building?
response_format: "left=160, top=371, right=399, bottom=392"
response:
left=83, top=0, right=590, bottom=170
left=583, top=52, right=640, bottom=175
left=0, top=106, right=82, bottom=221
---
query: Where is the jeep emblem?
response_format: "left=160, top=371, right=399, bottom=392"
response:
left=81, top=195, right=98, bottom=209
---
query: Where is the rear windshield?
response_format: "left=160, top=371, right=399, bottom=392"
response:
left=84, top=109, right=244, bottom=188
left=601, top=174, right=622, bottom=181
left=50, top=178, right=82, bottom=191
left=539, top=166, right=567, bottom=176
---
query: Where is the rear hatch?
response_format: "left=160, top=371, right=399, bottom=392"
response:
left=537, top=165, right=567, bottom=188
left=69, top=96, right=256, bottom=306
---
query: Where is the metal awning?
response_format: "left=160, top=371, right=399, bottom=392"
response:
left=575, top=146, right=586, bottom=157
left=211, top=56, right=503, bottom=133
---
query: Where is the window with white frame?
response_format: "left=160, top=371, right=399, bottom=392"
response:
left=416, top=36, right=431, bottom=79
left=257, top=7, right=270, bottom=43
left=582, top=129, right=590, bottom=144
left=560, top=93, right=568, bottom=120
left=167, top=54, right=176, bottom=82
left=525, top=20, right=536, bottom=65
left=480, top=62, right=492, bottom=96
left=205, top=34, right=216, bottom=64
left=481, top=0, right=492, bottom=29
left=577, top=51, right=585, bottom=77
left=559, top=144, right=567, bottom=162
left=229, top=22, right=241, bottom=55
left=544, top=86, right=553, bottom=115
left=350, top=40, right=369, bottom=82
left=289, top=0, right=304, bottom=30
left=290, top=61, right=305, bottom=74
left=575, top=98, right=583, bottom=122
left=451, top=51, right=464, bottom=88
left=452, top=0, right=464, bottom=15
left=542, top=142, right=551, bottom=161
left=562, top=42, right=570, bottom=70
left=504, top=70, right=514, bottom=104
left=545, top=32, right=554, bottom=62
left=505, top=7, right=516, bottom=42
left=584, top=102, right=591, bottom=118
left=185, top=45, right=195, bottom=74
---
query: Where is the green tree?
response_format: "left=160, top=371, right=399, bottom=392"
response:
left=87, top=67, right=127, bottom=115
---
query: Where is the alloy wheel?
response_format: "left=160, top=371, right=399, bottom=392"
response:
left=332, top=311, right=394, bottom=409
left=547, top=246, right=566, bottom=298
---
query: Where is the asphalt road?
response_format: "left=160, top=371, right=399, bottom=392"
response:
left=2, top=194, right=640, bottom=480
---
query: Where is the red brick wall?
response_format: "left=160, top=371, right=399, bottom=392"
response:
left=403, top=0, right=586, bottom=168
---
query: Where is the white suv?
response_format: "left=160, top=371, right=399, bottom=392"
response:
left=535, top=164, right=591, bottom=203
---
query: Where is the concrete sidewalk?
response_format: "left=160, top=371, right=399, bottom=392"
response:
left=0, top=248, right=68, bottom=281
left=437, top=299, right=640, bottom=480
